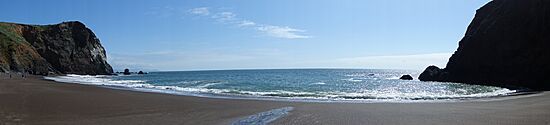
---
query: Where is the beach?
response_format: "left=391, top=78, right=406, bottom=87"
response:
left=1, top=76, right=549, bottom=125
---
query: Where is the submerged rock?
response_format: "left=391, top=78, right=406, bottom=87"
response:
left=0, top=21, right=113, bottom=75
left=399, top=75, right=413, bottom=80
left=419, top=0, right=550, bottom=90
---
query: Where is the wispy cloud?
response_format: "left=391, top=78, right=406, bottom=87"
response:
left=187, top=7, right=311, bottom=39
left=188, top=7, right=210, bottom=16
left=256, top=25, right=311, bottom=39
left=238, top=20, right=256, bottom=27
left=212, top=11, right=237, bottom=22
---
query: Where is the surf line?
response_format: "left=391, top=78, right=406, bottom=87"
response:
left=231, top=107, right=294, bottom=125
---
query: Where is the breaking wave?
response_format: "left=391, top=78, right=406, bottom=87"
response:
left=44, top=70, right=517, bottom=102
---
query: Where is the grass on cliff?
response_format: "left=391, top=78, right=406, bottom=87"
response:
left=0, top=22, right=55, bottom=73
left=0, top=30, right=14, bottom=71
left=0, top=23, right=26, bottom=44
left=32, top=25, right=51, bottom=31
left=0, top=22, right=27, bottom=72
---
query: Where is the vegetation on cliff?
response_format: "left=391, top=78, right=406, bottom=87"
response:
left=0, top=21, right=113, bottom=75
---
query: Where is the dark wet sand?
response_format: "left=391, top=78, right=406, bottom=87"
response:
left=0, top=76, right=549, bottom=125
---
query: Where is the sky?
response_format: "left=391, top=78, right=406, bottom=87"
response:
left=0, top=0, right=490, bottom=71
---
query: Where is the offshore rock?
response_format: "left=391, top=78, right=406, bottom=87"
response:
left=399, top=75, right=413, bottom=80
left=123, top=69, right=131, bottom=75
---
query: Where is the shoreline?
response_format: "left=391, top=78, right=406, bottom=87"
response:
left=94, top=83, right=539, bottom=104
left=1, top=76, right=549, bottom=125
left=43, top=73, right=521, bottom=103
left=43, top=73, right=544, bottom=103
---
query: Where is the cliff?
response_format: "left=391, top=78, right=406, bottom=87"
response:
left=419, top=0, right=550, bottom=90
left=0, top=21, right=113, bottom=75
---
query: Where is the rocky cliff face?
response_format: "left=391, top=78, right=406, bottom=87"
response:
left=0, top=21, right=113, bottom=75
left=419, top=0, right=550, bottom=90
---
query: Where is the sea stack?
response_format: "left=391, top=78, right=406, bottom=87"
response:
left=399, top=75, right=413, bottom=80
left=419, top=0, right=550, bottom=90
left=0, top=21, right=113, bottom=75
left=123, top=69, right=131, bottom=75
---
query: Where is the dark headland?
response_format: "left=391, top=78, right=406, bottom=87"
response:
left=419, top=0, right=550, bottom=90
left=0, top=21, right=113, bottom=75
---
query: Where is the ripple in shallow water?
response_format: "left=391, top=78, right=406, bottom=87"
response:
left=232, top=107, right=294, bottom=125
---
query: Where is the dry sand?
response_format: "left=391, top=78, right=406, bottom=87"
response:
left=0, top=76, right=549, bottom=125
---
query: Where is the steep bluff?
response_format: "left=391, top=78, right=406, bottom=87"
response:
left=419, top=0, right=550, bottom=90
left=0, top=21, right=113, bottom=75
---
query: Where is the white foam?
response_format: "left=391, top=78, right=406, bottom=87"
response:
left=44, top=74, right=235, bottom=96
left=197, top=82, right=223, bottom=88
left=311, top=82, right=326, bottom=85
left=44, top=74, right=517, bottom=102
left=341, top=78, right=363, bottom=82
left=45, top=74, right=146, bottom=87
left=385, top=76, right=401, bottom=80
left=319, top=85, right=516, bottom=100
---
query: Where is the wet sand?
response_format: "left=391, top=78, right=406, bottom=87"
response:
left=0, top=76, right=549, bottom=125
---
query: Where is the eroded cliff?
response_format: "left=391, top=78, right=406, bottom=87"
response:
left=0, top=21, right=113, bottom=75
left=419, top=0, right=550, bottom=90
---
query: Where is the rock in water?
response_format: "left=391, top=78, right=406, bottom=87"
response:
left=399, top=75, right=413, bottom=80
left=138, top=71, right=144, bottom=74
left=419, top=0, right=550, bottom=90
left=123, top=69, right=131, bottom=75
left=0, top=21, right=113, bottom=75
left=418, top=66, right=448, bottom=81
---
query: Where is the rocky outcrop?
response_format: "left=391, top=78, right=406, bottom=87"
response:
left=399, top=75, right=413, bottom=80
left=0, top=21, right=113, bottom=75
left=419, top=0, right=550, bottom=90
left=418, top=66, right=448, bottom=81
left=123, top=69, right=130, bottom=75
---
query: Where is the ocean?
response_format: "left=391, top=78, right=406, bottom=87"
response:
left=45, top=69, right=516, bottom=102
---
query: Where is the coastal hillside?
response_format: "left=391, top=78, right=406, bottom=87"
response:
left=419, top=0, right=550, bottom=90
left=0, top=21, right=113, bottom=75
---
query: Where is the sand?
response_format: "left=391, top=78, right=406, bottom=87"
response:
left=0, top=76, right=549, bottom=125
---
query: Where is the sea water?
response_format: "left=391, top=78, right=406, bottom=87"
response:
left=44, top=69, right=516, bottom=102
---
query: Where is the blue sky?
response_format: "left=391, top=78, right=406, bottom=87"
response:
left=1, top=0, right=490, bottom=71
